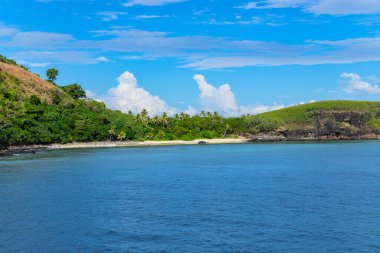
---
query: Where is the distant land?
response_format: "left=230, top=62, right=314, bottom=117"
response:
left=1, top=54, right=380, bottom=154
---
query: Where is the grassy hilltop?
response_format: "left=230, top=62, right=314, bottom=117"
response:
left=249, top=101, right=380, bottom=139
left=251, top=101, right=380, bottom=130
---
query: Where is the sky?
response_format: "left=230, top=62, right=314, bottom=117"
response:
left=1, top=0, right=380, bottom=116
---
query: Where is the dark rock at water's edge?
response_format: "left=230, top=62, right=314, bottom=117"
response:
left=0, top=146, right=48, bottom=157
left=249, top=111, right=380, bottom=142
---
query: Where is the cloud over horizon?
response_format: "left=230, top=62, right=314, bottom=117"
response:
left=341, top=72, right=380, bottom=94
left=94, top=71, right=176, bottom=115
left=88, top=72, right=285, bottom=117
left=193, top=74, right=284, bottom=116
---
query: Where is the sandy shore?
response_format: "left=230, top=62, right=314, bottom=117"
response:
left=49, top=138, right=250, bottom=150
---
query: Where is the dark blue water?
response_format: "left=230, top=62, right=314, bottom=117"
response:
left=1, top=142, right=380, bottom=252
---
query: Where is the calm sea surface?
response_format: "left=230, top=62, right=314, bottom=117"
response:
left=1, top=142, right=380, bottom=252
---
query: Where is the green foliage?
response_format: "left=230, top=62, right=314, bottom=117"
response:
left=61, top=83, right=86, bottom=99
left=249, top=115, right=281, bottom=132
left=0, top=55, right=18, bottom=66
left=46, top=68, right=59, bottom=83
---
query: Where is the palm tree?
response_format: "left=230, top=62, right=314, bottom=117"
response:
left=160, top=112, right=169, bottom=128
left=151, top=115, right=160, bottom=126
left=223, top=123, right=229, bottom=138
left=117, top=130, right=126, bottom=141
left=136, top=109, right=149, bottom=125
left=108, top=126, right=116, bottom=141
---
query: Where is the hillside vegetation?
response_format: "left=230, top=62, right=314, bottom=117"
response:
left=0, top=55, right=250, bottom=148
left=1, top=54, right=380, bottom=148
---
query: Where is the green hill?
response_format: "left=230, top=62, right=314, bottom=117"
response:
left=248, top=101, right=380, bottom=140
left=0, top=55, right=243, bottom=148
left=0, top=55, right=133, bottom=148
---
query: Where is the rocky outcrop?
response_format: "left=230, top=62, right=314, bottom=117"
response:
left=250, top=111, right=380, bottom=141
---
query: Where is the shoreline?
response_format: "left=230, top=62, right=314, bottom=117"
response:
left=2, top=136, right=380, bottom=156
left=0, top=138, right=249, bottom=156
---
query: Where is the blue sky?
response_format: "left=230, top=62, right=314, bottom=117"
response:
left=1, top=0, right=380, bottom=115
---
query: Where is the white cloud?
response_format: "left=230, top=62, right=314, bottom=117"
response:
left=237, top=0, right=380, bottom=15
left=0, top=24, right=18, bottom=37
left=308, top=0, right=380, bottom=15
left=135, top=14, right=171, bottom=19
left=184, top=105, right=197, bottom=116
left=1, top=31, right=74, bottom=49
left=16, top=60, right=50, bottom=67
left=237, top=0, right=305, bottom=10
left=87, top=73, right=284, bottom=117
left=96, top=56, right=110, bottom=62
left=11, top=51, right=106, bottom=64
left=341, top=72, right=380, bottom=94
left=193, top=74, right=284, bottom=116
left=123, top=0, right=187, bottom=7
left=193, top=74, right=238, bottom=114
left=94, top=71, right=176, bottom=115
left=238, top=104, right=285, bottom=115
left=5, top=24, right=380, bottom=70
left=97, top=11, right=127, bottom=22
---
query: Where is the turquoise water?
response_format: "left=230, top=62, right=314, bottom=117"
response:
left=1, top=142, right=380, bottom=252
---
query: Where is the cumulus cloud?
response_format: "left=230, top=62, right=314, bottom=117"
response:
left=193, top=74, right=238, bottom=114
left=88, top=72, right=284, bottom=117
left=341, top=72, right=380, bottom=94
left=193, top=74, right=284, bottom=116
left=184, top=106, right=197, bottom=116
left=92, top=71, right=176, bottom=115
left=123, top=0, right=187, bottom=7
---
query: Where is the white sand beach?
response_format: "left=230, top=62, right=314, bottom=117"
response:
left=50, top=138, right=250, bottom=150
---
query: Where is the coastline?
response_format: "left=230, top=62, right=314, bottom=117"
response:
left=3, top=135, right=380, bottom=156
left=0, top=138, right=249, bottom=156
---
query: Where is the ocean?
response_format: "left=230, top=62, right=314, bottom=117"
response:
left=1, top=142, right=380, bottom=252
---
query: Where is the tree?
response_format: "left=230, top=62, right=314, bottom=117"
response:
left=117, top=130, right=126, bottom=141
left=108, top=126, right=116, bottom=141
left=61, top=84, right=86, bottom=99
left=160, top=112, right=169, bottom=128
left=136, top=109, right=149, bottom=125
left=46, top=68, right=59, bottom=83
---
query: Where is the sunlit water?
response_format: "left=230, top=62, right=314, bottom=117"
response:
left=1, top=142, right=380, bottom=252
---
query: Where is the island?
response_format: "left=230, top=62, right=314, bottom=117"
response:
left=1, top=54, right=380, bottom=155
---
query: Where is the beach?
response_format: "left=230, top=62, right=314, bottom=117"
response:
left=50, top=138, right=250, bottom=150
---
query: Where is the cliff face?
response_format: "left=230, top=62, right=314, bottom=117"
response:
left=287, top=111, right=375, bottom=138
left=251, top=110, right=380, bottom=141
